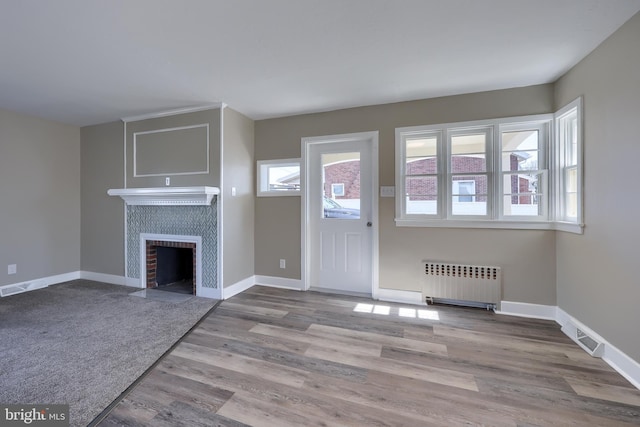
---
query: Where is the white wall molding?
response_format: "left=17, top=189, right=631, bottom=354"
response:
left=556, top=307, right=640, bottom=390
left=496, top=301, right=557, bottom=320
left=223, top=275, right=255, bottom=300
left=375, top=288, right=425, bottom=305
left=121, top=104, right=223, bottom=123
left=254, top=275, right=303, bottom=291
left=80, top=271, right=127, bottom=286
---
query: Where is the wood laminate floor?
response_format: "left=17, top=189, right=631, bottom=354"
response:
left=98, top=286, right=640, bottom=426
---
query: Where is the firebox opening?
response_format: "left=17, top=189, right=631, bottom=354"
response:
left=155, top=246, right=194, bottom=294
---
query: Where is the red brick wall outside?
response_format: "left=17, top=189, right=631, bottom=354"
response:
left=324, top=157, right=535, bottom=205
left=324, top=161, right=361, bottom=200
left=145, top=240, right=196, bottom=294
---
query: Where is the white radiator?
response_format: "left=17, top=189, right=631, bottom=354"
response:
left=422, top=262, right=501, bottom=310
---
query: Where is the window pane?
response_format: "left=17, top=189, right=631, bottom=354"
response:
left=503, top=194, right=543, bottom=216
left=451, top=133, right=486, bottom=173
left=451, top=175, right=487, bottom=215
left=322, top=152, right=360, bottom=219
left=502, top=150, right=539, bottom=171
left=502, top=130, right=539, bottom=172
left=264, top=164, right=300, bottom=192
left=405, top=176, right=437, bottom=215
left=406, top=137, right=437, bottom=158
left=565, top=167, right=578, bottom=218
left=566, top=115, right=578, bottom=166
left=502, top=172, right=543, bottom=216
left=451, top=134, right=486, bottom=154
left=406, top=156, right=437, bottom=175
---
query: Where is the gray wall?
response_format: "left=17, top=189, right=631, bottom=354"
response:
left=222, top=108, right=255, bottom=288
left=0, top=108, right=80, bottom=287
left=255, top=85, right=558, bottom=305
left=80, top=121, right=125, bottom=275
left=554, top=12, right=640, bottom=362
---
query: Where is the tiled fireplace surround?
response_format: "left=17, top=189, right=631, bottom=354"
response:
left=125, top=203, right=218, bottom=298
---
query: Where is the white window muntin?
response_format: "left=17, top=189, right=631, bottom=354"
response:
left=498, top=120, right=550, bottom=221
left=395, top=114, right=558, bottom=228
left=554, top=97, right=583, bottom=229
left=446, top=126, right=493, bottom=219
left=257, top=158, right=301, bottom=197
left=396, top=129, right=444, bottom=219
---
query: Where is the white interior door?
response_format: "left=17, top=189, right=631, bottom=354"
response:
left=306, top=135, right=376, bottom=295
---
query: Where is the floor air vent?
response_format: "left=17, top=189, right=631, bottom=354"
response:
left=561, top=321, right=604, bottom=357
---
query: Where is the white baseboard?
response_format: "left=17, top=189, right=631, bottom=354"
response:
left=223, top=276, right=256, bottom=299
left=496, top=301, right=557, bottom=320
left=254, top=275, right=303, bottom=291
left=375, top=288, right=426, bottom=305
left=556, top=307, right=640, bottom=390
left=80, top=271, right=128, bottom=286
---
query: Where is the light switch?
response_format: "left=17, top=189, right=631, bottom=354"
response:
left=231, top=187, right=237, bottom=196
left=380, top=186, right=395, bottom=197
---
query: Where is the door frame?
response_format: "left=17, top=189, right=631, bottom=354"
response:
left=301, top=131, right=379, bottom=296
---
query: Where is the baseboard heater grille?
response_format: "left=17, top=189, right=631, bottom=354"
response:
left=422, top=262, right=501, bottom=310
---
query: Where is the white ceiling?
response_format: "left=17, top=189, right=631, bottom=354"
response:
left=1, top=0, right=639, bottom=127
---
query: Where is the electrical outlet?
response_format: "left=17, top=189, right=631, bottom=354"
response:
left=231, top=187, right=237, bottom=197
left=8, top=264, right=17, bottom=275
left=165, top=177, right=170, bottom=186
left=279, top=259, right=286, bottom=269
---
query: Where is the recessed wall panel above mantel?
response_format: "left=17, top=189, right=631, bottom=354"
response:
left=134, top=124, right=209, bottom=177
left=125, top=108, right=220, bottom=188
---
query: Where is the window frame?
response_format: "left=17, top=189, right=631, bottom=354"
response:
left=256, top=158, right=301, bottom=197
left=395, top=109, right=583, bottom=233
left=553, top=97, right=584, bottom=233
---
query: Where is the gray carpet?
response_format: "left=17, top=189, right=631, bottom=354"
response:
left=0, top=279, right=217, bottom=426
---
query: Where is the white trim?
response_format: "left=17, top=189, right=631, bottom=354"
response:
left=254, top=275, right=304, bottom=291
left=218, top=105, right=225, bottom=306
left=139, top=233, right=202, bottom=295
left=133, top=123, right=210, bottom=177
left=375, top=288, right=425, bottom=305
left=121, top=103, right=223, bottom=123
left=556, top=308, right=640, bottom=390
left=222, top=276, right=256, bottom=299
left=0, top=271, right=81, bottom=297
left=496, top=301, right=557, bottom=320
left=79, top=271, right=128, bottom=286
left=257, top=158, right=302, bottom=197
left=107, top=186, right=220, bottom=206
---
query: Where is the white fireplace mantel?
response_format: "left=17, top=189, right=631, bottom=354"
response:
left=107, top=186, right=220, bottom=206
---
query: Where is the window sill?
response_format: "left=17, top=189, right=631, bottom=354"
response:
left=257, top=191, right=301, bottom=197
left=395, top=218, right=583, bottom=233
